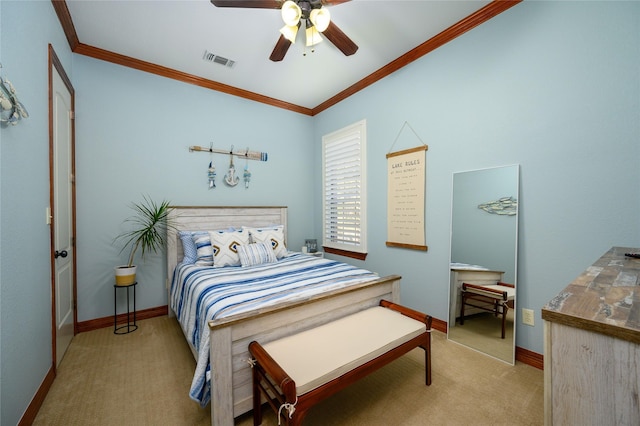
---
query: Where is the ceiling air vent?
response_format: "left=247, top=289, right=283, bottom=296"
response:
left=202, top=50, right=236, bottom=68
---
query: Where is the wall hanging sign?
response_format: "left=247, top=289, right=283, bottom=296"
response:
left=386, top=122, right=428, bottom=251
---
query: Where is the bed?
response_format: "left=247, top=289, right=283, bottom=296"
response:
left=166, top=206, right=401, bottom=425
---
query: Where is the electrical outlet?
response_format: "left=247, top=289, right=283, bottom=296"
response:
left=522, top=308, right=535, bottom=326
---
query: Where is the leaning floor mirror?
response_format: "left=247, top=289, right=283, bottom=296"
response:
left=447, top=164, right=519, bottom=364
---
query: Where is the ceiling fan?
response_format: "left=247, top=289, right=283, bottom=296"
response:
left=210, top=0, right=358, bottom=62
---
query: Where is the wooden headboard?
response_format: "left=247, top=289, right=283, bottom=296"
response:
left=166, top=206, right=288, bottom=298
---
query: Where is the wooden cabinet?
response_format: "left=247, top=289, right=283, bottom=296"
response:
left=542, top=247, right=640, bottom=425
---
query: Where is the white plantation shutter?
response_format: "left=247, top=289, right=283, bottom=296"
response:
left=322, top=120, right=367, bottom=253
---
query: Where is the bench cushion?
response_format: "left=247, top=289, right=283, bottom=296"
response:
left=261, top=306, right=426, bottom=395
left=466, top=284, right=515, bottom=301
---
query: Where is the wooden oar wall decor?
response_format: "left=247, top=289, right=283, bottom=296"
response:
left=190, top=145, right=267, bottom=190
left=189, top=145, right=268, bottom=162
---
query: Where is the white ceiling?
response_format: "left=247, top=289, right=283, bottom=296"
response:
left=65, top=0, right=492, bottom=110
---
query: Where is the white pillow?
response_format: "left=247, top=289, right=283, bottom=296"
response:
left=245, top=225, right=287, bottom=259
left=238, top=242, right=277, bottom=267
left=208, top=229, right=250, bottom=267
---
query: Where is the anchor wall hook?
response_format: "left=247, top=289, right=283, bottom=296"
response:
left=224, top=146, right=240, bottom=187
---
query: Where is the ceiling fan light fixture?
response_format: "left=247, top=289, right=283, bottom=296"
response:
left=305, top=24, right=323, bottom=47
left=281, top=0, right=302, bottom=26
left=279, top=24, right=298, bottom=43
left=309, top=6, right=330, bottom=32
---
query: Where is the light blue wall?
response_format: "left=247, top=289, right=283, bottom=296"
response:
left=313, top=1, right=640, bottom=355
left=2, top=1, right=639, bottom=424
left=72, top=55, right=315, bottom=321
left=451, top=165, right=518, bottom=284
left=0, top=2, right=73, bottom=425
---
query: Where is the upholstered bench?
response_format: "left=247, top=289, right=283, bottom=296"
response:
left=460, top=281, right=515, bottom=338
left=248, top=300, right=432, bottom=426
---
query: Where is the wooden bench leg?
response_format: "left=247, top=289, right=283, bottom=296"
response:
left=423, top=338, right=432, bottom=386
left=501, top=303, right=508, bottom=339
left=252, top=366, right=263, bottom=426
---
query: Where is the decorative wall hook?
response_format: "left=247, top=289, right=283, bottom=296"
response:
left=208, top=143, right=216, bottom=189
left=243, top=148, right=251, bottom=189
left=190, top=143, right=265, bottom=190
left=0, top=63, right=29, bottom=127
left=208, top=161, right=216, bottom=189
left=224, top=147, right=240, bottom=187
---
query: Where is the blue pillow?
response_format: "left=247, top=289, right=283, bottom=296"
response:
left=180, top=228, right=238, bottom=265
left=179, top=231, right=208, bottom=264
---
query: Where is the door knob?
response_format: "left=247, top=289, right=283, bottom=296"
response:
left=54, top=250, right=68, bottom=259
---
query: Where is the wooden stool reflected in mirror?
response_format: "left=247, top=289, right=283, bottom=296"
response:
left=460, top=282, right=515, bottom=339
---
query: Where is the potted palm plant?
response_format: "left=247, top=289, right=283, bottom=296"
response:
left=114, top=196, right=174, bottom=286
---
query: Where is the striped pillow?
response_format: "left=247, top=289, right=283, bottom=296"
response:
left=192, top=233, right=214, bottom=266
left=238, top=242, right=277, bottom=267
left=180, top=231, right=208, bottom=264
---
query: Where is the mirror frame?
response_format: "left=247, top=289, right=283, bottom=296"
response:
left=447, top=164, right=519, bottom=364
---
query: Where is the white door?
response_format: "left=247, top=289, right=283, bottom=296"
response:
left=50, top=49, right=76, bottom=367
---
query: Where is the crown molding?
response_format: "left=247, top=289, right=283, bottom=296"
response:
left=52, top=0, right=521, bottom=116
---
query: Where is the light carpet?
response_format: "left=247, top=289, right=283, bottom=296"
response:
left=34, top=316, right=543, bottom=425
left=448, top=310, right=515, bottom=363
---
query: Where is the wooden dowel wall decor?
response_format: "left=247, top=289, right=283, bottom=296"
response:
left=189, top=145, right=268, bottom=162
left=191, top=144, right=266, bottom=190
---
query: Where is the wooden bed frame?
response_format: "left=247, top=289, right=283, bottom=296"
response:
left=166, top=206, right=401, bottom=426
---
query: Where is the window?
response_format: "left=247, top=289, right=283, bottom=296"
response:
left=322, top=120, right=367, bottom=260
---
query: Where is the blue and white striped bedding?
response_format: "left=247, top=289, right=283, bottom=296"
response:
left=170, top=252, right=379, bottom=407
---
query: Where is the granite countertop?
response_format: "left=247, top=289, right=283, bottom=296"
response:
left=542, top=246, right=640, bottom=344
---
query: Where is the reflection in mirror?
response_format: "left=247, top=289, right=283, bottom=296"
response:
left=448, top=165, right=519, bottom=364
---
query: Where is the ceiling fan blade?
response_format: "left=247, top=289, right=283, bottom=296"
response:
left=321, top=21, right=358, bottom=56
left=270, top=35, right=292, bottom=62
left=320, top=0, right=351, bottom=5
left=210, top=0, right=281, bottom=9
left=211, top=0, right=351, bottom=9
